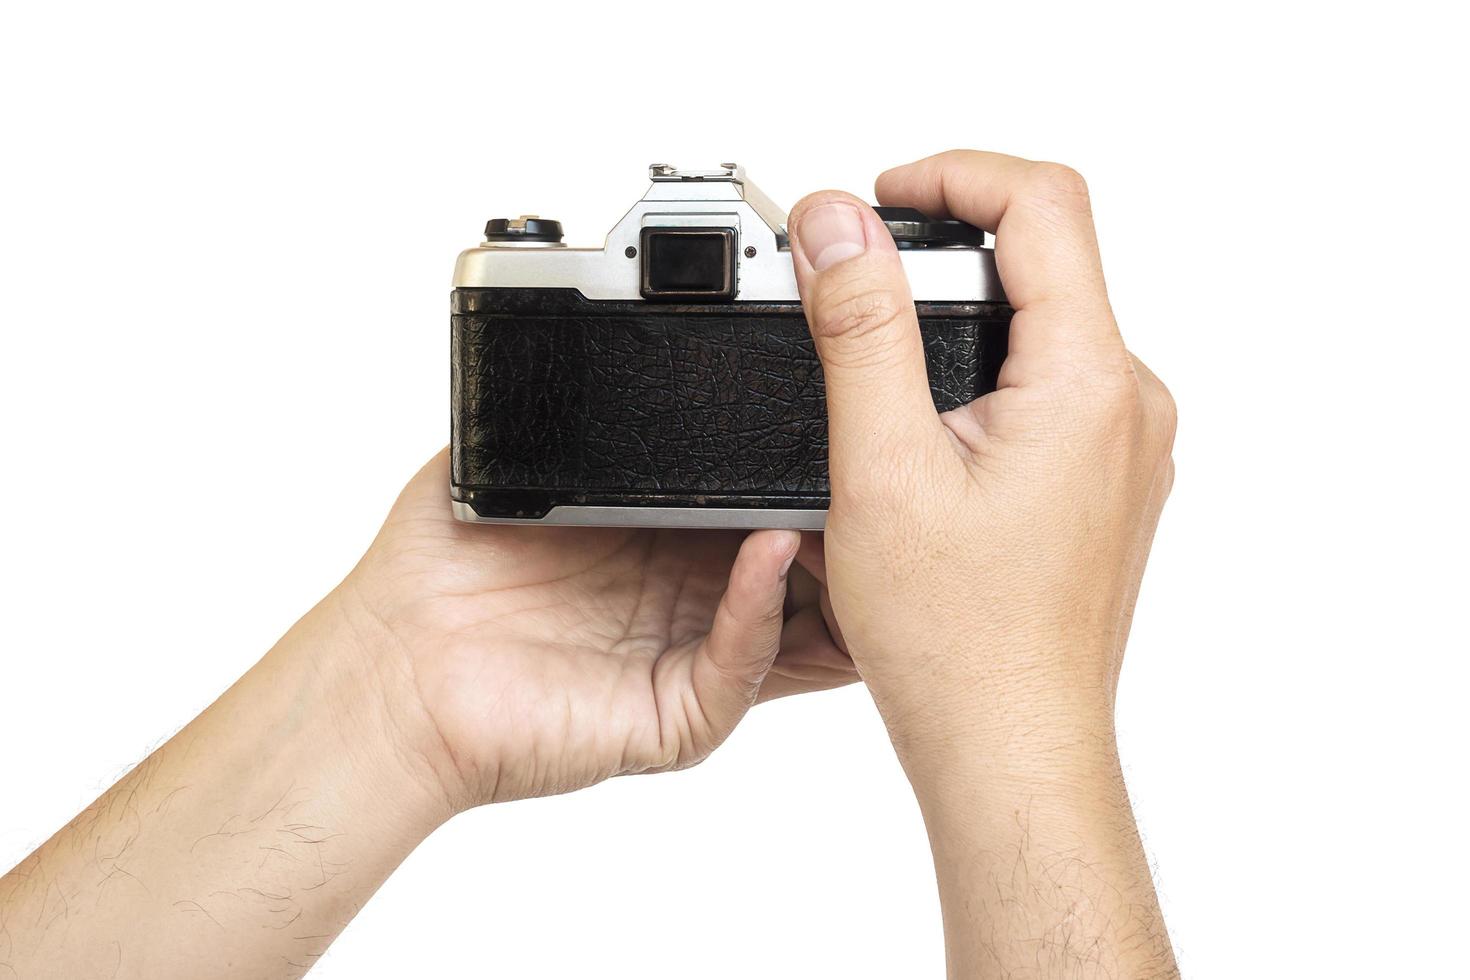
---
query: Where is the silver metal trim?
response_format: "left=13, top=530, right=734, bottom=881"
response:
left=454, top=163, right=1006, bottom=303
left=451, top=501, right=827, bottom=530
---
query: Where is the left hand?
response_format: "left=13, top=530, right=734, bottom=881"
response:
left=335, top=449, right=855, bottom=808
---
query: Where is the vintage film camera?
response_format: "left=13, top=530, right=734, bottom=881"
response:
left=450, top=164, right=1012, bottom=529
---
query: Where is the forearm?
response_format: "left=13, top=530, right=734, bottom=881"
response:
left=902, top=710, right=1177, bottom=979
left=0, top=592, right=449, bottom=979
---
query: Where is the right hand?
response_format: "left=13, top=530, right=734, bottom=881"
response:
left=787, top=150, right=1176, bottom=780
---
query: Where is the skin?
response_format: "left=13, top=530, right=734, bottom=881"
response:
left=0, top=149, right=1175, bottom=979
left=0, top=469, right=855, bottom=978
left=786, top=150, right=1178, bottom=977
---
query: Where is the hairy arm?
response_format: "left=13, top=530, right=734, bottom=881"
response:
left=0, top=594, right=448, bottom=979
left=910, top=731, right=1175, bottom=977
left=2, top=447, right=849, bottom=977
left=784, top=148, right=1178, bottom=978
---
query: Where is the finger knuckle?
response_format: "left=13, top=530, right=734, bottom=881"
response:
left=1097, top=376, right=1144, bottom=426
left=1072, top=347, right=1137, bottom=398
left=1129, top=354, right=1179, bottom=454
left=1149, top=379, right=1179, bottom=451
left=811, top=283, right=911, bottom=364
left=651, top=736, right=688, bottom=773
left=1055, top=359, right=1141, bottom=432
left=812, top=282, right=909, bottom=345
left=1027, top=162, right=1093, bottom=215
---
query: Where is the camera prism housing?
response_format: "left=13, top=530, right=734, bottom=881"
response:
left=450, top=164, right=1012, bottom=529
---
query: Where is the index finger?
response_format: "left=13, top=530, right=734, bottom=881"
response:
left=876, top=150, right=1119, bottom=336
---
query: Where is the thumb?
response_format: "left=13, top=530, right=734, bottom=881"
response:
left=787, top=192, right=944, bottom=485
left=690, top=529, right=799, bottom=745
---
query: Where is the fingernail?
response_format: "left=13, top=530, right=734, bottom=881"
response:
left=779, top=553, right=796, bottom=579
left=796, top=203, right=867, bottom=271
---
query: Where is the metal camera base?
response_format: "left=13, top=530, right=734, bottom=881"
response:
left=450, top=501, right=827, bottom=530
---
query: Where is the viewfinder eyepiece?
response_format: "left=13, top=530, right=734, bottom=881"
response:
left=638, top=227, right=736, bottom=301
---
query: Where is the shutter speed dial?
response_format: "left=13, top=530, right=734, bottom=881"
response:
left=874, top=207, right=986, bottom=249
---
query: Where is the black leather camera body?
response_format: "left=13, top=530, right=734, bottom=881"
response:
left=451, top=164, right=1012, bottom=529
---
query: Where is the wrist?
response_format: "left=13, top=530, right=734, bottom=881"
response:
left=875, top=676, right=1118, bottom=795
left=903, top=723, right=1124, bottom=818
left=269, top=586, right=461, bottom=834
left=872, top=665, right=1124, bottom=838
left=0, top=588, right=464, bottom=974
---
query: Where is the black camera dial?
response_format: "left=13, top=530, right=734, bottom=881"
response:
left=484, top=215, right=564, bottom=244
left=874, top=207, right=986, bottom=249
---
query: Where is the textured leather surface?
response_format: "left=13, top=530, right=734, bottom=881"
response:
left=451, top=289, right=1010, bottom=501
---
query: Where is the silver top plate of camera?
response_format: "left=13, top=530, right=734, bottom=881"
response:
left=452, top=164, right=1005, bottom=303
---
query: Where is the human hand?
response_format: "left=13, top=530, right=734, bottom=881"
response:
left=335, top=451, right=856, bottom=809
left=787, top=150, right=1174, bottom=771
left=0, top=452, right=855, bottom=979
left=786, top=150, right=1178, bottom=975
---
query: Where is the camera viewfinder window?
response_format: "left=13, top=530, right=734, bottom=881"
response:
left=640, top=228, right=735, bottom=300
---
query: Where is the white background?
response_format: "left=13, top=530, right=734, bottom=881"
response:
left=2, top=3, right=1466, bottom=977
